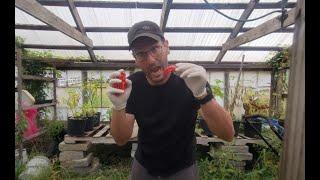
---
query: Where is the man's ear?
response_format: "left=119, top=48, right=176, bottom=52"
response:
left=163, top=40, right=170, bottom=55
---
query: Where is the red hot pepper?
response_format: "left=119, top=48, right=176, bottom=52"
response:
left=163, top=65, right=176, bottom=76
left=112, top=71, right=126, bottom=96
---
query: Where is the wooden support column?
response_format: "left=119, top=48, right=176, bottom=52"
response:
left=81, top=71, right=88, bottom=104
left=214, top=0, right=259, bottom=63
left=160, top=0, right=173, bottom=32
left=224, top=71, right=230, bottom=110
left=222, top=7, right=296, bottom=51
left=279, top=0, right=304, bottom=179
left=67, top=0, right=96, bottom=61
left=52, top=68, right=57, bottom=120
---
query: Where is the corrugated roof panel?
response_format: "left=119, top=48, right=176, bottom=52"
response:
left=168, top=50, right=219, bottom=61
left=221, top=50, right=276, bottom=62
left=20, top=49, right=89, bottom=58
left=15, top=30, right=83, bottom=45
left=87, top=32, right=128, bottom=46
left=240, top=33, right=293, bottom=47
left=94, top=50, right=134, bottom=60
left=15, top=8, right=46, bottom=25
left=167, top=9, right=243, bottom=27
left=44, top=6, right=77, bottom=26
left=244, top=8, right=293, bottom=28
left=77, top=8, right=161, bottom=27
left=164, top=33, right=230, bottom=46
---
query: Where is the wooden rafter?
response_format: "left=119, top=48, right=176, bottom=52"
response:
left=37, top=0, right=295, bottom=10
left=15, top=0, right=93, bottom=48
left=214, top=0, right=259, bottom=64
left=160, top=0, right=173, bottom=32
left=21, top=44, right=284, bottom=51
left=222, top=7, right=296, bottom=52
left=66, top=0, right=96, bottom=61
left=15, top=24, right=295, bottom=33
left=21, top=57, right=272, bottom=71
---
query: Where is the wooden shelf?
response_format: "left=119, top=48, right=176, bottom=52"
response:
left=23, top=102, right=56, bottom=110
left=22, top=75, right=55, bottom=82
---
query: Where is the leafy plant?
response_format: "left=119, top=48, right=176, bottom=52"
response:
left=63, top=88, right=81, bottom=117
left=211, top=79, right=224, bottom=99
left=44, top=120, right=65, bottom=141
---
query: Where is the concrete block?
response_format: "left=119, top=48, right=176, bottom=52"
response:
left=59, top=151, right=85, bottom=162
left=62, top=153, right=93, bottom=168
left=59, top=141, right=92, bottom=151
left=221, top=145, right=249, bottom=153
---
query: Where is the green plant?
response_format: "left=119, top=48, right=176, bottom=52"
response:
left=15, top=160, right=27, bottom=180
left=44, top=120, right=65, bottom=141
left=63, top=88, right=81, bottom=117
left=211, top=79, right=224, bottom=99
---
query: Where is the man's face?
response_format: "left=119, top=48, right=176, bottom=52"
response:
left=131, top=36, right=169, bottom=85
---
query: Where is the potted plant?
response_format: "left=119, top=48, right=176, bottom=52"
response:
left=81, top=103, right=94, bottom=131
left=64, top=89, right=86, bottom=136
left=82, top=79, right=100, bottom=127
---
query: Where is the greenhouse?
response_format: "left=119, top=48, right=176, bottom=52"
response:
left=15, top=0, right=304, bottom=179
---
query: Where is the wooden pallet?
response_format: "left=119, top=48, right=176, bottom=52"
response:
left=64, top=124, right=138, bottom=144
left=196, top=135, right=264, bottom=146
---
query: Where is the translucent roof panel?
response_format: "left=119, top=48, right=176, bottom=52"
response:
left=168, top=9, right=243, bottom=27
left=221, top=51, right=276, bottom=62
left=168, top=50, right=220, bottom=61
left=15, top=30, right=83, bottom=45
left=77, top=8, right=161, bottom=27
left=164, top=33, right=230, bottom=46
left=94, top=50, right=134, bottom=60
left=239, top=33, right=293, bottom=47
left=87, top=32, right=128, bottom=46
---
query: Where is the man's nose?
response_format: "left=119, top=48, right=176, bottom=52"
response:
left=144, top=52, right=157, bottom=63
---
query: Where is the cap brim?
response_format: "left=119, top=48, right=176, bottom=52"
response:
left=129, top=33, right=162, bottom=50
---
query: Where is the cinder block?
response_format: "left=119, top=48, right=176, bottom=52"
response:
left=71, top=157, right=100, bottom=175
left=63, top=153, right=93, bottom=168
left=221, top=145, right=249, bottom=153
left=59, top=141, right=92, bottom=151
left=59, top=151, right=85, bottom=162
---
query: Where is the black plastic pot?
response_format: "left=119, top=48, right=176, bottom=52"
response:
left=244, top=119, right=262, bottom=138
left=233, top=121, right=241, bottom=137
left=85, top=116, right=94, bottom=131
left=93, top=112, right=101, bottom=127
left=198, top=118, right=214, bottom=137
left=67, top=117, right=86, bottom=136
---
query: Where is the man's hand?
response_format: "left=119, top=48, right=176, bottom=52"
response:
left=175, top=63, right=208, bottom=98
left=107, top=69, right=132, bottom=110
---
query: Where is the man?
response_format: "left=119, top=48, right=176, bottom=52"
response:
left=107, top=21, right=234, bottom=180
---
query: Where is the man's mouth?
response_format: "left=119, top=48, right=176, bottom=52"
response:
left=148, top=66, right=163, bottom=77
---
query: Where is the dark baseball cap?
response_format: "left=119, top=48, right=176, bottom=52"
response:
left=127, top=21, right=164, bottom=50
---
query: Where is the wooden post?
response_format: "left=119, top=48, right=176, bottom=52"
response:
left=81, top=71, right=88, bottom=104
left=269, top=70, right=276, bottom=117
left=53, top=67, right=57, bottom=120
left=224, top=71, right=230, bottom=110
left=16, top=48, right=24, bottom=161
left=279, top=0, right=304, bottom=179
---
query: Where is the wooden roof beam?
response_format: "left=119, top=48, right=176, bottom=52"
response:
left=66, top=0, right=96, bottom=61
left=215, top=0, right=259, bottom=64
left=21, top=44, right=284, bottom=51
left=160, top=0, right=173, bottom=32
left=222, top=7, right=296, bottom=51
left=36, top=0, right=295, bottom=10
left=15, top=24, right=295, bottom=33
left=15, top=0, right=93, bottom=48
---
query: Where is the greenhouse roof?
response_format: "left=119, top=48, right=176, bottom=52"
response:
left=15, top=0, right=296, bottom=63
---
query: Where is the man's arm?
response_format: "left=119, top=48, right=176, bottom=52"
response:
left=199, top=99, right=234, bottom=142
left=110, top=110, right=135, bottom=146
